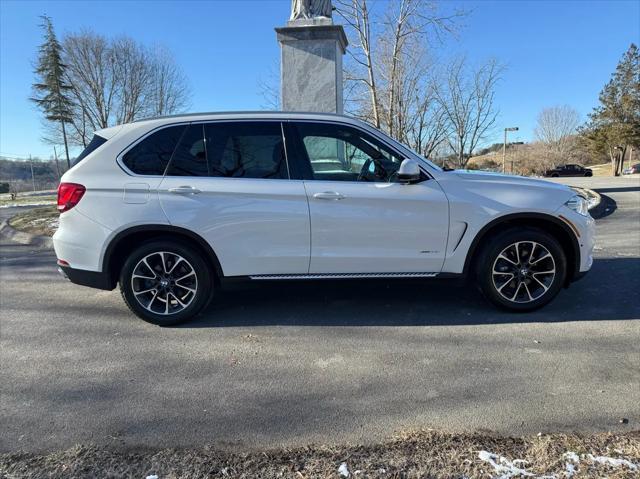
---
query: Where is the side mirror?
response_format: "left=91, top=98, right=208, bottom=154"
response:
left=397, top=159, right=421, bottom=184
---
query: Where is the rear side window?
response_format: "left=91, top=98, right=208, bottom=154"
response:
left=72, top=134, right=107, bottom=167
left=204, top=122, right=288, bottom=179
left=122, top=125, right=186, bottom=175
left=165, top=124, right=208, bottom=177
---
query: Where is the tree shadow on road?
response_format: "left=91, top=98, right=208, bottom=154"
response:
left=184, top=257, right=640, bottom=328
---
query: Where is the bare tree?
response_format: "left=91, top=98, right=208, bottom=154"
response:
left=63, top=31, right=116, bottom=141
left=113, top=37, right=150, bottom=124
left=436, top=57, right=503, bottom=168
left=406, top=90, right=449, bottom=158
left=147, top=47, right=190, bottom=117
left=336, top=0, right=462, bottom=158
left=534, top=105, right=580, bottom=165
left=61, top=31, right=190, bottom=146
left=335, top=0, right=380, bottom=126
left=258, top=62, right=281, bottom=110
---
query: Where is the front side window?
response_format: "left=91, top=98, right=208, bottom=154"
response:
left=204, top=122, right=288, bottom=179
left=293, top=122, right=405, bottom=182
left=123, top=125, right=186, bottom=175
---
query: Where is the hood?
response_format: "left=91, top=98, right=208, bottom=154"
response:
left=451, top=169, right=571, bottom=191
left=436, top=169, right=575, bottom=214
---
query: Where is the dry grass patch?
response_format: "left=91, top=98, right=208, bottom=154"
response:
left=1, top=430, right=638, bottom=478
left=8, top=206, right=59, bottom=236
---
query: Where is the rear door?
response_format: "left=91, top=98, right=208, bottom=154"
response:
left=286, top=121, right=449, bottom=274
left=158, top=121, right=310, bottom=277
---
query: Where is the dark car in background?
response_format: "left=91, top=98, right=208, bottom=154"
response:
left=544, top=164, right=593, bottom=177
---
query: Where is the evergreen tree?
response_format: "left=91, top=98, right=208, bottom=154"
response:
left=31, top=15, right=73, bottom=169
left=581, top=44, right=640, bottom=175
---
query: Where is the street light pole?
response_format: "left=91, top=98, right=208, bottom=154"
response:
left=502, top=127, right=519, bottom=174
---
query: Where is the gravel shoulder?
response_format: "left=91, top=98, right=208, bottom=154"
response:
left=2, top=431, right=638, bottom=478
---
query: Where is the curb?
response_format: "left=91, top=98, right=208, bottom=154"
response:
left=0, top=219, right=54, bottom=249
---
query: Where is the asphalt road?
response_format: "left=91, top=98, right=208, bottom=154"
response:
left=1, top=177, right=639, bottom=453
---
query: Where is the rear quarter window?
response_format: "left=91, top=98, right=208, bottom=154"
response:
left=72, top=134, right=108, bottom=167
left=122, top=125, right=187, bottom=176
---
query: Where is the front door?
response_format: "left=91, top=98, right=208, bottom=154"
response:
left=158, top=121, right=310, bottom=277
left=287, top=121, right=449, bottom=274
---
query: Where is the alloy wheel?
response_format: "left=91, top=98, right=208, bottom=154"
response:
left=130, top=251, right=198, bottom=315
left=491, top=241, right=556, bottom=304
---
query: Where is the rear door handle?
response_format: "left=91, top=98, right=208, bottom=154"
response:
left=168, top=186, right=201, bottom=195
left=313, top=191, right=345, bottom=200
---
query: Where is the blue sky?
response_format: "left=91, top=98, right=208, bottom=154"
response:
left=1, top=0, right=638, bottom=159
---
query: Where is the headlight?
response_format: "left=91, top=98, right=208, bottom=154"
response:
left=565, top=194, right=589, bottom=216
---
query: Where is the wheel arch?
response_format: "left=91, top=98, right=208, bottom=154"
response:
left=103, top=225, right=224, bottom=289
left=463, top=213, right=580, bottom=284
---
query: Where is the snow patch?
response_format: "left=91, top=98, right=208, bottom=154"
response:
left=338, top=462, right=350, bottom=477
left=563, top=452, right=579, bottom=477
left=587, top=454, right=638, bottom=470
left=479, top=450, right=639, bottom=479
left=478, top=451, right=535, bottom=478
left=0, top=201, right=56, bottom=209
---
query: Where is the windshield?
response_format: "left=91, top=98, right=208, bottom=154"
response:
left=377, top=133, right=444, bottom=172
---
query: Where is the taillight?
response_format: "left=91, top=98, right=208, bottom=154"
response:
left=57, top=183, right=86, bottom=213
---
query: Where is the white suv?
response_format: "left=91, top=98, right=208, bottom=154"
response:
left=53, top=112, right=595, bottom=325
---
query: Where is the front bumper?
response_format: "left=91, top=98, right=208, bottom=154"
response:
left=557, top=205, right=596, bottom=277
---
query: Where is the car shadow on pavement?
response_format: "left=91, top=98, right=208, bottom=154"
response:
left=183, top=257, right=640, bottom=328
left=595, top=186, right=640, bottom=194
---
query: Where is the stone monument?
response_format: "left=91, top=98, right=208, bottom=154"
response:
left=275, top=0, right=348, bottom=113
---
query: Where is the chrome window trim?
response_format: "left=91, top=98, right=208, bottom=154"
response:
left=286, top=118, right=435, bottom=182
left=117, top=119, right=292, bottom=180
left=116, top=121, right=191, bottom=178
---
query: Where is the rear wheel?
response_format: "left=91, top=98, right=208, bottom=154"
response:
left=119, top=241, right=212, bottom=326
left=476, top=229, right=567, bottom=311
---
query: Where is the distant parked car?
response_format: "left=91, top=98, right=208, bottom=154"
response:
left=623, top=163, right=640, bottom=175
left=544, top=164, right=593, bottom=178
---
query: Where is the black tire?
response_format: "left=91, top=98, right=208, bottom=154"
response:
left=585, top=171, right=593, bottom=177
left=476, top=228, right=567, bottom=312
left=551, top=173, right=559, bottom=178
left=119, top=240, right=213, bottom=326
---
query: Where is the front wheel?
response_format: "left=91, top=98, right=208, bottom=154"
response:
left=119, top=241, right=213, bottom=326
left=476, top=229, right=567, bottom=312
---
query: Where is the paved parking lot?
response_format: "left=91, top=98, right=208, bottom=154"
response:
left=1, top=176, right=638, bottom=453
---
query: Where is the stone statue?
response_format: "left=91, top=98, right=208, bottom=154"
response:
left=290, top=0, right=333, bottom=20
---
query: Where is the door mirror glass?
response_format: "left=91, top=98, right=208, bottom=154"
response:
left=397, top=159, right=421, bottom=183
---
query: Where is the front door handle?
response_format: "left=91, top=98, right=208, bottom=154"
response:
left=313, top=191, right=345, bottom=200
left=168, top=186, right=201, bottom=195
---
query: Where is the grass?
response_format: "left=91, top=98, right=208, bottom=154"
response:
left=0, top=193, right=56, bottom=208
left=590, top=163, right=613, bottom=177
left=8, top=206, right=59, bottom=236
left=1, top=430, right=638, bottom=478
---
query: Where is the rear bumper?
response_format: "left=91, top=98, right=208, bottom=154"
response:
left=57, top=263, right=114, bottom=290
